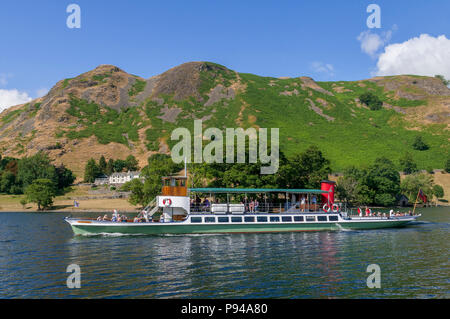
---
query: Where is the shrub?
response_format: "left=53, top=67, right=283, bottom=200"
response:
left=435, top=75, right=450, bottom=86
left=412, top=136, right=429, bottom=151
left=20, top=198, right=27, bottom=209
left=399, top=152, right=418, bottom=175
left=128, top=79, right=146, bottom=97
left=432, top=184, right=444, bottom=199
left=359, top=92, right=383, bottom=110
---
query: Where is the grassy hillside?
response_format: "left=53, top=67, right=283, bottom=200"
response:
left=0, top=62, right=448, bottom=176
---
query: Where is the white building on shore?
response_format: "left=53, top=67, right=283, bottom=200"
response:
left=109, top=171, right=142, bottom=185
left=94, top=171, right=142, bottom=186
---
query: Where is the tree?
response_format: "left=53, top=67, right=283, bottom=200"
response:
left=336, top=174, right=359, bottom=205
left=412, top=136, right=429, bottom=151
left=0, top=171, right=17, bottom=194
left=55, top=164, right=76, bottom=191
left=3, top=159, right=18, bottom=175
left=122, top=178, right=146, bottom=207
left=113, top=159, right=127, bottom=173
left=0, top=156, right=17, bottom=171
left=336, top=166, right=373, bottom=206
left=24, top=179, right=57, bottom=210
left=435, top=74, right=450, bottom=86
left=106, top=159, right=114, bottom=175
left=399, top=152, right=418, bottom=175
left=337, top=158, right=401, bottom=206
left=445, top=158, right=450, bottom=173
left=98, top=155, right=107, bottom=174
left=400, top=173, right=434, bottom=202
left=125, top=155, right=139, bottom=171
left=17, top=152, right=57, bottom=191
left=359, top=92, right=383, bottom=110
left=83, top=158, right=100, bottom=183
left=366, top=157, right=400, bottom=206
left=279, top=146, right=331, bottom=189
left=432, top=184, right=444, bottom=199
left=127, top=154, right=182, bottom=206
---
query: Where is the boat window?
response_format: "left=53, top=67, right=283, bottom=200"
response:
left=218, top=217, right=229, bottom=223
left=190, top=217, right=202, bottom=223
left=204, top=217, right=216, bottom=223
left=244, top=216, right=255, bottom=223
left=293, top=216, right=304, bottom=222
left=328, top=216, right=338, bottom=221
left=231, top=217, right=242, bottom=223
left=317, top=216, right=327, bottom=222
left=282, top=216, right=292, bottom=222
left=306, top=216, right=316, bottom=222
left=270, top=216, right=280, bottom=222
left=257, top=216, right=268, bottom=222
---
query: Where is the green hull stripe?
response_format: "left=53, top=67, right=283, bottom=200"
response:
left=70, top=220, right=411, bottom=235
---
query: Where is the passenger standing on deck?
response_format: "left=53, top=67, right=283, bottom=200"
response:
left=312, top=195, right=317, bottom=210
left=249, top=199, right=255, bottom=213
left=203, top=198, right=210, bottom=212
left=300, top=196, right=306, bottom=212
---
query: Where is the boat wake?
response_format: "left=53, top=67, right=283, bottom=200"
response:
left=79, top=232, right=147, bottom=237
left=335, top=223, right=354, bottom=232
left=159, top=233, right=228, bottom=237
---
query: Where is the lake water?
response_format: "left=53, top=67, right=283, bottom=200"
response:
left=0, top=207, right=448, bottom=298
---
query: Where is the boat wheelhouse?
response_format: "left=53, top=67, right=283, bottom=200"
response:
left=65, top=176, right=420, bottom=235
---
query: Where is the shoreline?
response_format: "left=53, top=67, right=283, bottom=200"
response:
left=1, top=205, right=446, bottom=214
left=0, top=210, right=141, bottom=214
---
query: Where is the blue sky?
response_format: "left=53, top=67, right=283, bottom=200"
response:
left=0, top=0, right=449, bottom=108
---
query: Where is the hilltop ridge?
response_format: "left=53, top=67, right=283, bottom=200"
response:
left=0, top=62, right=449, bottom=178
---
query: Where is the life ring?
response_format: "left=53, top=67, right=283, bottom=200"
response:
left=323, top=204, right=331, bottom=213
left=332, top=204, right=339, bottom=213
left=163, top=198, right=172, bottom=207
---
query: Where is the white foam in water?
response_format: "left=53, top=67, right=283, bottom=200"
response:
left=335, top=223, right=354, bottom=232
left=80, top=232, right=147, bottom=237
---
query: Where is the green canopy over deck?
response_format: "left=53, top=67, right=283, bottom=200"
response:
left=189, top=188, right=328, bottom=194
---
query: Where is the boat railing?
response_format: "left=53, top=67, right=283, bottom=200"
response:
left=190, top=202, right=326, bottom=215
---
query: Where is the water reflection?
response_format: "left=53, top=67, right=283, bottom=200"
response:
left=0, top=208, right=448, bottom=298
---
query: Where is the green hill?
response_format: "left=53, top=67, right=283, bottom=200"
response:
left=0, top=62, right=448, bottom=176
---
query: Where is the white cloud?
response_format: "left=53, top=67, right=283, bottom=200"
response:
left=357, top=26, right=396, bottom=58
left=0, top=89, right=32, bottom=113
left=375, top=34, right=450, bottom=80
left=310, top=61, right=335, bottom=77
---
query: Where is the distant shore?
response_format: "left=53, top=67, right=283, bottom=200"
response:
left=1, top=171, right=448, bottom=213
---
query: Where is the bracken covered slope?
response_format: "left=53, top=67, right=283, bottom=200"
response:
left=0, top=62, right=449, bottom=178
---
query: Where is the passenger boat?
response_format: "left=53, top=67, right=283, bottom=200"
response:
left=65, top=176, right=420, bottom=235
